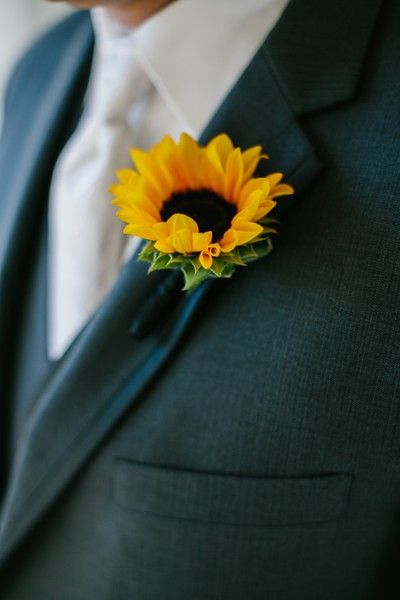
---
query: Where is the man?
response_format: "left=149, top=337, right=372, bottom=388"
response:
left=0, top=0, right=399, bottom=598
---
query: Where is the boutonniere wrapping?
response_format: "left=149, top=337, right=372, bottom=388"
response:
left=110, top=133, right=294, bottom=291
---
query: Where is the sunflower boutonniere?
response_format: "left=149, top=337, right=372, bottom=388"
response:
left=110, top=133, right=294, bottom=291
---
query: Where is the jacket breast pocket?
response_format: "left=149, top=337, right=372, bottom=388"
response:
left=113, top=459, right=352, bottom=526
left=111, top=459, right=352, bottom=599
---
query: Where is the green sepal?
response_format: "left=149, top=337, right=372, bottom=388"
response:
left=137, top=233, right=275, bottom=293
left=247, top=238, right=274, bottom=261
left=209, top=259, right=228, bottom=277
left=181, top=264, right=211, bottom=291
left=217, top=250, right=247, bottom=267
left=258, top=216, right=279, bottom=227
left=147, top=252, right=172, bottom=272
left=138, top=241, right=157, bottom=263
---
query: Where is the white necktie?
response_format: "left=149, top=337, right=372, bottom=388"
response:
left=48, top=44, right=151, bottom=361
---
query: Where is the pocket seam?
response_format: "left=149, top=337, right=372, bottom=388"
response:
left=113, top=458, right=353, bottom=527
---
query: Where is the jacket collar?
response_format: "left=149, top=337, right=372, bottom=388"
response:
left=0, top=0, right=383, bottom=566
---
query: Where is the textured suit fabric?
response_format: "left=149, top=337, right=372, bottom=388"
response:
left=0, top=1, right=399, bottom=598
left=8, top=225, right=55, bottom=455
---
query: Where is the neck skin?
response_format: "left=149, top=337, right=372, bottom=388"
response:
left=106, top=0, right=175, bottom=27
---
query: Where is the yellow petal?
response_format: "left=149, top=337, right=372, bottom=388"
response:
left=138, top=182, right=167, bottom=209
left=224, top=147, right=244, bottom=202
left=199, top=249, right=213, bottom=269
left=151, top=136, right=182, bottom=192
left=177, top=133, right=203, bottom=188
left=202, top=154, right=225, bottom=196
left=130, top=148, right=171, bottom=197
left=116, top=169, right=139, bottom=186
left=113, top=212, right=131, bottom=224
left=167, top=213, right=199, bottom=235
left=269, top=183, right=295, bottom=198
left=152, top=221, right=171, bottom=239
left=135, top=198, right=161, bottom=221
left=254, top=198, right=276, bottom=221
left=115, top=209, right=144, bottom=225
left=115, top=191, right=161, bottom=220
left=207, top=243, right=221, bottom=257
left=232, top=221, right=263, bottom=246
left=233, top=190, right=262, bottom=223
left=219, top=228, right=239, bottom=252
left=123, top=224, right=158, bottom=240
left=205, top=143, right=225, bottom=175
left=154, top=238, right=175, bottom=253
left=111, top=196, right=131, bottom=211
left=116, top=203, right=158, bottom=226
left=109, top=183, right=135, bottom=200
left=238, top=178, right=270, bottom=210
left=153, top=134, right=202, bottom=194
left=241, top=146, right=262, bottom=181
left=192, top=231, right=213, bottom=252
left=169, top=229, right=194, bottom=254
left=267, top=173, right=284, bottom=187
left=207, top=134, right=234, bottom=168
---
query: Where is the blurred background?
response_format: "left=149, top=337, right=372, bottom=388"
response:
left=0, top=1, right=73, bottom=101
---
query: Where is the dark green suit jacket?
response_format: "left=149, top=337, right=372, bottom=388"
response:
left=0, top=1, right=399, bottom=598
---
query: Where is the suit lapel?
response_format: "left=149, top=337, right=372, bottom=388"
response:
left=0, top=0, right=382, bottom=565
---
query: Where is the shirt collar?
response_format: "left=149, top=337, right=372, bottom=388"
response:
left=91, top=0, right=289, bottom=136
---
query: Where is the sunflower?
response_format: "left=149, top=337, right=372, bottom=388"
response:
left=110, top=133, right=294, bottom=290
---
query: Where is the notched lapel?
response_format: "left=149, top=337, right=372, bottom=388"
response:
left=264, top=0, right=384, bottom=115
left=0, top=0, right=383, bottom=566
left=200, top=46, right=322, bottom=221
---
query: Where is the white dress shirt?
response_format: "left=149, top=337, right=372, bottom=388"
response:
left=48, top=0, right=289, bottom=360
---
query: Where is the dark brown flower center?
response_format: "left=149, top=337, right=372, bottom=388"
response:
left=161, top=189, right=236, bottom=242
